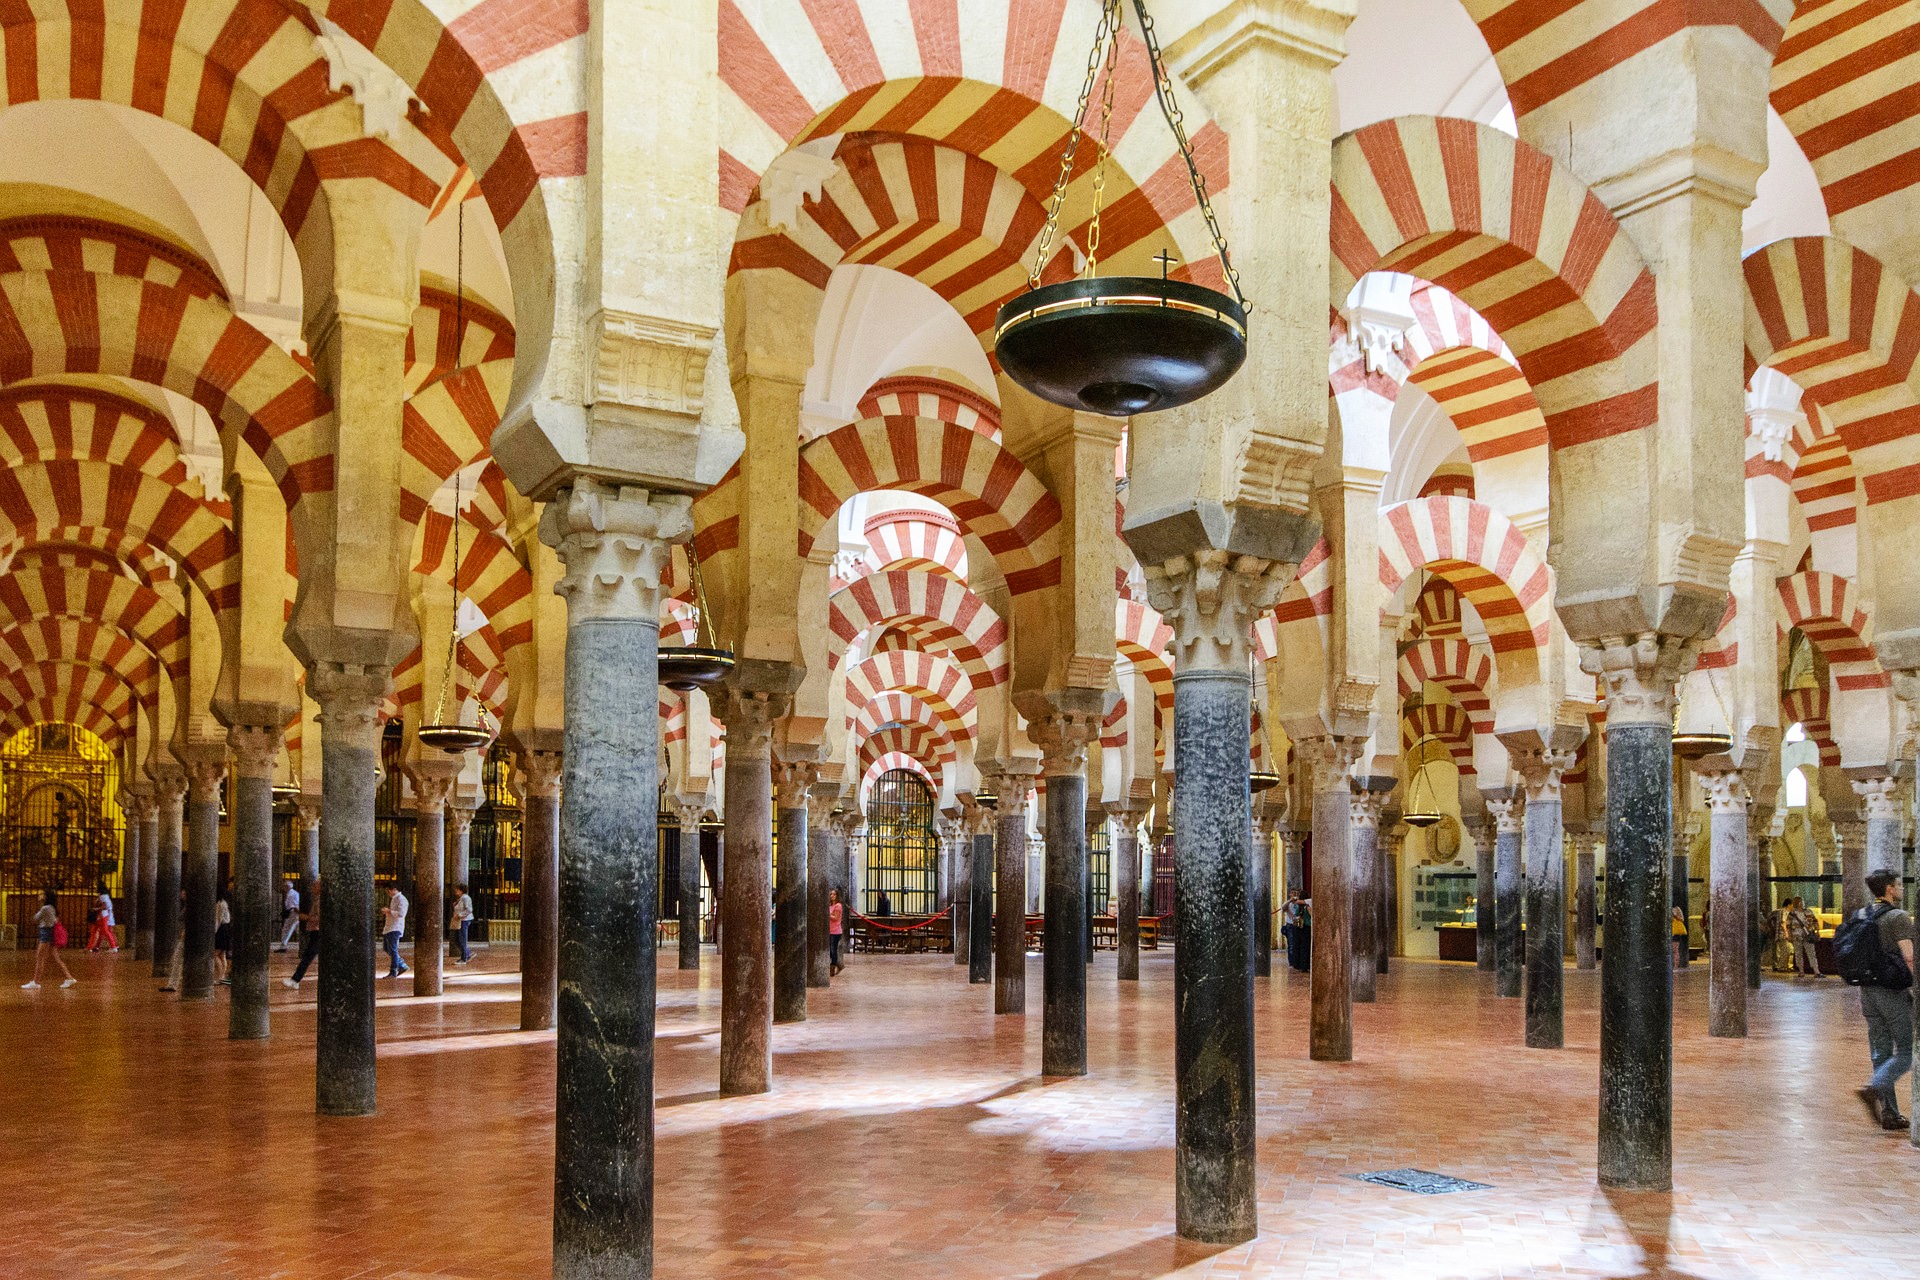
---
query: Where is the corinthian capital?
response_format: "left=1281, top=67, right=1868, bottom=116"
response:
left=1700, top=769, right=1749, bottom=815
left=720, top=689, right=787, bottom=761
left=1486, top=795, right=1522, bottom=835
left=1140, top=550, right=1293, bottom=673
left=537, top=479, right=692, bottom=622
left=1853, top=775, right=1900, bottom=821
left=307, top=661, right=391, bottom=753
left=1510, top=747, right=1577, bottom=804
left=227, top=724, right=283, bottom=780
left=1025, top=707, right=1103, bottom=778
left=1296, top=735, right=1363, bottom=794
left=774, top=759, right=819, bottom=811
left=520, top=749, right=563, bottom=800
left=1577, top=632, right=1700, bottom=727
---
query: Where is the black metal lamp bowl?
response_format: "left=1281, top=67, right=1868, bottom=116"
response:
left=1401, top=810, right=1443, bottom=830
left=1672, top=731, right=1732, bottom=761
left=658, top=645, right=736, bottom=693
left=419, top=723, right=492, bottom=753
left=995, top=276, right=1246, bottom=416
left=1249, top=770, right=1281, bottom=793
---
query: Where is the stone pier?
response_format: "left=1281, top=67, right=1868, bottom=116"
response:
left=228, top=726, right=282, bottom=1039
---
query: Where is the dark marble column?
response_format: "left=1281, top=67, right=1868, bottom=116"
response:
left=1488, top=796, right=1523, bottom=999
left=408, top=767, right=456, bottom=1000
left=294, top=798, right=322, bottom=888
left=674, top=801, right=706, bottom=973
left=541, top=483, right=684, bottom=1278
left=1837, top=819, right=1868, bottom=921
left=989, top=772, right=1034, bottom=1015
left=721, top=690, right=782, bottom=1093
left=228, top=726, right=282, bottom=1040
left=948, top=813, right=970, bottom=969
left=772, top=760, right=815, bottom=1024
left=1031, top=712, right=1096, bottom=1078
left=131, top=794, right=156, bottom=960
left=1591, top=636, right=1686, bottom=1193
left=118, top=794, right=142, bottom=944
left=1470, top=819, right=1495, bottom=972
left=142, top=791, right=168, bottom=967
left=1114, top=806, right=1143, bottom=982
left=1515, top=749, right=1575, bottom=1049
left=521, top=751, right=562, bottom=1031
left=1251, top=815, right=1273, bottom=977
left=1307, top=740, right=1361, bottom=1063
left=1574, top=832, right=1598, bottom=970
left=1699, top=769, right=1749, bottom=1038
left=1747, top=816, right=1768, bottom=991
left=307, top=664, right=388, bottom=1117
left=830, top=815, right=858, bottom=968
left=1379, top=824, right=1399, bottom=975
left=1349, top=792, right=1385, bottom=1003
left=968, top=812, right=993, bottom=985
left=180, top=755, right=226, bottom=1002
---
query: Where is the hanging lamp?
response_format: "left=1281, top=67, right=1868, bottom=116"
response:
left=1671, top=662, right=1733, bottom=761
left=1249, top=770, right=1281, bottom=793
left=418, top=464, right=494, bottom=754
left=658, top=549, right=736, bottom=693
left=1401, top=759, right=1443, bottom=829
left=994, top=0, right=1248, bottom=416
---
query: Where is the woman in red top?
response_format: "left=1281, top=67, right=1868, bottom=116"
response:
left=828, top=889, right=845, bottom=976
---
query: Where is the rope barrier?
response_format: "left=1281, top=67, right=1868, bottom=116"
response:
left=850, top=908, right=953, bottom=933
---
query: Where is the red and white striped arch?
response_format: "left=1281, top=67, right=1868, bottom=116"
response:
left=10, top=531, right=178, bottom=591
left=399, top=290, right=516, bottom=525
left=1254, top=537, right=1334, bottom=662
left=857, top=376, right=1000, bottom=441
left=1378, top=497, right=1553, bottom=656
left=1115, top=597, right=1174, bottom=719
left=0, top=662, right=137, bottom=743
left=844, top=648, right=975, bottom=741
left=412, top=510, right=535, bottom=655
left=1402, top=701, right=1476, bottom=776
left=0, top=386, right=191, bottom=482
left=0, top=617, right=162, bottom=710
left=1792, top=431, right=1861, bottom=538
left=1777, top=569, right=1886, bottom=690
left=861, top=509, right=969, bottom=580
left=0, top=564, right=187, bottom=679
left=827, top=568, right=1007, bottom=687
left=859, top=750, right=937, bottom=806
left=1781, top=683, right=1842, bottom=767
left=1398, top=636, right=1496, bottom=730
left=0, top=215, right=228, bottom=300
left=852, top=689, right=958, bottom=748
left=1332, top=117, right=1657, bottom=455
left=0, top=692, right=126, bottom=747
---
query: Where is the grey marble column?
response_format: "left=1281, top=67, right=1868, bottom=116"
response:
left=1855, top=775, right=1903, bottom=881
left=1573, top=832, right=1599, bottom=970
left=521, top=752, right=562, bottom=1031
left=1114, top=806, right=1143, bottom=982
left=1837, top=819, right=1868, bottom=921
left=1379, top=824, right=1400, bottom=975
left=1030, top=709, right=1098, bottom=1078
left=1699, top=769, right=1749, bottom=1038
left=806, top=795, right=833, bottom=984
left=990, top=772, right=1034, bottom=1015
left=295, top=797, right=322, bottom=888
left=1308, top=740, right=1361, bottom=1063
left=830, top=815, right=858, bottom=968
left=674, top=801, right=706, bottom=973
left=180, top=755, right=226, bottom=1002
left=541, top=483, right=685, bottom=1278
left=1470, top=819, right=1495, bottom=971
left=1515, top=749, right=1575, bottom=1049
left=228, top=726, right=282, bottom=1040
left=1590, top=636, right=1686, bottom=1193
left=448, top=801, right=475, bottom=943
left=772, top=760, right=815, bottom=1024
left=118, top=795, right=142, bottom=943
left=1488, top=796, right=1523, bottom=999
left=408, top=766, right=457, bottom=999
left=721, top=690, right=781, bottom=1093
left=132, top=794, right=157, bottom=960
left=968, top=810, right=993, bottom=985
left=949, top=814, right=970, bottom=969
left=1282, top=828, right=1304, bottom=898
left=1747, top=814, right=1768, bottom=991
left=144, top=790, right=170, bottom=968
left=1250, top=814, right=1274, bottom=977
left=307, top=663, right=388, bottom=1117
left=1348, top=791, right=1386, bottom=1003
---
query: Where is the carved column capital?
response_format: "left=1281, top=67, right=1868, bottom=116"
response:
left=294, top=796, right=323, bottom=833
left=1486, top=795, right=1523, bottom=835
left=670, top=796, right=708, bottom=833
left=307, top=661, right=391, bottom=753
left=1577, top=632, right=1701, bottom=726
left=537, top=479, right=691, bottom=622
left=1834, top=818, right=1868, bottom=854
left=773, top=759, right=819, bottom=811
left=1349, top=789, right=1389, bottom=830
left=182, top=752, right=227, bottom=804
left=409, top=770, right=457, bottom=813
left=1139, top=550, right=1292, bottom=673
left=1511, top=747, right=1578, bottom=804
left=1296, top=735, right=1364, bottom=794
left=806, top=789, right=838, bottom=828
left=447, top=803, right=476, bottom=839
left=1699, top=769, right=1749, bottom=814
left=227, top=724, right=283, bottom=780
left=1853, top=775, right=1900, bottom=821
left=719, top=689, right=787, bottom=761
left=979, top=766, right=1037, bottom=820
left=520, top=748, right=563, bottom=799
left=1027, top=709, right=1102, bottom=778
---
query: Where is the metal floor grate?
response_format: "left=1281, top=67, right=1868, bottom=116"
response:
left=1348, top=1168, right=1492, bottom=1195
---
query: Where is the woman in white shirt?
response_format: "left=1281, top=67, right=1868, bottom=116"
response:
left=87, top=884, right=118, bottom=953
left=22, top=889, right=76, bottom=989
left=213, top=888, right=233, bottom=983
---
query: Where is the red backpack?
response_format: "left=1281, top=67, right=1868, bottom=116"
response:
left=51, top=919, right=68, bottom=948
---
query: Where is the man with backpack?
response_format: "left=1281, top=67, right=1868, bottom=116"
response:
left=1838, top=870, right=1916, bottom=1130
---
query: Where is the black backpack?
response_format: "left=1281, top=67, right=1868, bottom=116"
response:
left=1834, top=904, right=1912, bottom=990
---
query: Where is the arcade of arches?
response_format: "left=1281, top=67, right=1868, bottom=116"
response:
left=2, top=1, right=1919, bottom=1276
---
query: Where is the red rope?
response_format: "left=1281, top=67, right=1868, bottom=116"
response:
left=851, top=908, right=953, bottom=933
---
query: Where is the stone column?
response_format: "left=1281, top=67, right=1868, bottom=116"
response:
left=1514, top=749, right=1576, bottom=1049
left=1380, top=823, right=1403, bottom=974
left=1282, top=827, right=1304, bottom=898
left=673, top=799, right=706, bottom=973
left=1470, top=819, right=1496, bottom=972
left=407, top=765, right=457, bottom=999
left=1348, top=791, right=1387, bottom=1002
left=1836, top=818, right=1869, bottom=921
left=1855, top=775, right=1903, bottom=881
left=520, top=750, right=562, bottom=1031
left=307, top=663, right=389, bottom=1116
left=181, top=754, right=226, bottom=1002
left=946, top=813, right=969, bottom=969
left=805, top=792, right=833, bottom=985
left=133, top=795, right=158, bottom=960
left=967, top=803, right=993, bottom=985
left=294, top=797, right=322, bottom=888
left=1113, top=804, right=1145, bottom=982
left=1747, top=811, right=1769, bottom=991
left=539, top=482, right=687, bottom=1277
left=1030, top=710, right=1099, bottom=1077
left=118, top=794, right=142, bottom=943
left=987, top=770, right=1036, bottom=1015
left=1251, top=813, right=1275, bottom=977
left=772, top=759, right=815, bottom=1024
left=228, top=726, right=282, bottom=1039
left=146, top=787, right=174, bottom=970
left=1487, top=795, right=1523, bottom=1000
left=1585, top=633, right=1694, bottom=1192
left=720, top=689, right=782, bottom=1092
left=1698, top=769, right=1749, bottom=1038
left=447, top=801, right=475, bottom=933
left=1305, top=737, right=1362, bottom=1061
left=828, top=812, right=858, bottom=966
left=1573, top=831, right=1599, bottom=971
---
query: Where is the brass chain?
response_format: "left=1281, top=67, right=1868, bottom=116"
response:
left=431, top=466, right=463, bottom=725
left=1130, top=0, right=1246, bottom=308
left=1027, top=0, right=1121, bottom=290
left=1084, top=13, right=1121, bottom=280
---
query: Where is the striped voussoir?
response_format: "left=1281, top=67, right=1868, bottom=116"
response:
left=1414, top=578, right=1466, bottom=637
left=853, top=692, right=960, bottom=755
left=858, top=376, right=1000, bottom=440
left=0, top=216, right=227, bottom=301
left=1114, top=598, right=1174, bottom=718
left=1419, top=463, right=1477, bottom=499
left=1397, top=636, right=1495, bottom=731
left=0, top=564, right=186, bottom=679
left=1697, top=596, right=1740, bottom=672
left=843, top=647, right=975, bottom=742
left=1743, top=236, right=1920, bottom=507
left=412, top=511, right=534, bottom=654
left=1099, top=693, right=1127, bottom=749
left=398, top=290, right=516, bottom=524
left=1378, top=496, right=1553, bottom=656
left=0, top=661, right=136, bottom=743
left=1777, top=568, right=1886, bottom=690
left=0, top=616, right=163, bottom=708
left=1254, top=537, right=1334, bottom=663
left=1402, top=701, right=1476, bottom=776
left=1781, top=684, right=1841, bottom=766
left=862, top=511, right=970, bottom=580
left=1790, top=434, right=1861, bottom=534
left=861, top=749, right=936, bottom=801
left=11, top=533, right=177, bottom=589
left=1331, top=116, right=1657, bottom=453
left=0, top=386, right=194, bottom=482
left=828, top=569, right=1007, bottom=688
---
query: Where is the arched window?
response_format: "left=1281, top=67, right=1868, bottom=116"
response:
left=863, top=769, right=936, bottom=915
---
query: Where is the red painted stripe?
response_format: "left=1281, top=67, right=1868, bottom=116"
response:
left=909, top=0, right=963, bottom=76
left=1543, top=383, right=1659, bottom=449
left=447, top=0, right=587, bottom=74
left=719, top=0, right=816, bottom=141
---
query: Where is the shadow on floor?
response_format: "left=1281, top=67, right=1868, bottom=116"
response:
left=1033, top=1232, right=1227, bottom=1280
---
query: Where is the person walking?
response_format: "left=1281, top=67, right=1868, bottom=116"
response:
left=276, top=877, right=302, bottom=952
left=283, top=878, right=321, bottom=988
left=213, top=888, right=233, bottom=984
left=1281, top=892, right=1311, bottom=973
left=449, top=883, right=474, bottom=965
left=21, top=890, right=76, bottom=989
left=1671, top=905, right=1690, bottom=968
left=381, top=885, right=409, bottom=980
left=1851, top=870, right=1916, bottom=1131
left=828, top=888, right=845, bottom=976
left=86, top=884, right=118, bottom=953
left=1789, top=897, right=1821, bottom=976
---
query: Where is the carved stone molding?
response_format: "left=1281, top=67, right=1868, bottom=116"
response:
left=979, top=768, right=1037, bottom=820
left=1577, top=632, right=1701, bottom=727
left=671, top=796, right=708, bottom=833
left=184, top=755, right=228, bottom=804
left=520, top=749, right=563, bottom=800
left=538, top=480, right=692, bottom=622
left=312, top=17, right=420, bottom=141
left=1699, top=770, right=1749, bottom=814
left=227, top=724, right=282, bottom=780
left=1139, top=550, right=1293, bottom=673
left=447, top=804, right=476, bottom=839
left=1486, top=796, right=1523, bottom=835
left=588, top=309, right=717, bottom=421
left=1853, top=775, right=1900, bottom=821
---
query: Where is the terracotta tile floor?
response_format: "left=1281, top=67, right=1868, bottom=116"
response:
left=1, top=943, right=1916, bottom=1278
